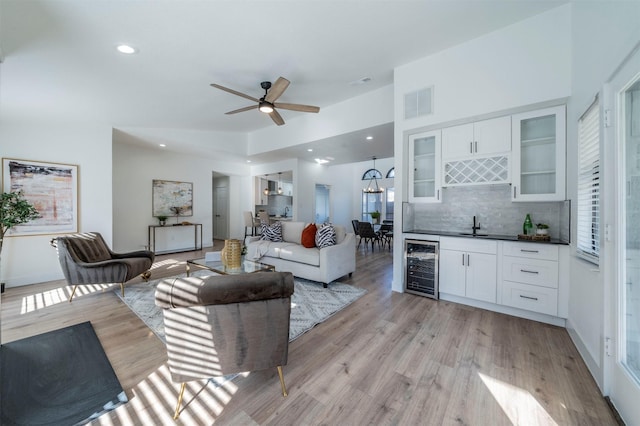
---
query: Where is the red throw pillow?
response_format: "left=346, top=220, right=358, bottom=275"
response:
left=301, top=223, right=317, bottom=248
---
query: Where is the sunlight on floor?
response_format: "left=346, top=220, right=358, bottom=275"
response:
left=152, top=258, right=186, bottom=272
left=102, top=364, right=239, bottom=424
left=20, top=284, right=111, bottom=314
left=479, top=372, right=558, bottom=426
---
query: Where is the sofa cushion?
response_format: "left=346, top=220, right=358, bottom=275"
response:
left=315, top=223, right=336, bottom=248
left=260, top=221, right=283, bottom=242
left=278, top=244, right=320, bottom=266
left=301, top=223, right=317, bottom=248
left=281, top=221, right=306, bottom=244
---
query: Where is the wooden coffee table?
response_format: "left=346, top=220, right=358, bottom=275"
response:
left=186, top=257, right=275, bottom=276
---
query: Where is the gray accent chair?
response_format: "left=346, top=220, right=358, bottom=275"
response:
left=52, top=232, right=154, bottom=301
left=155, top=271, right=295, bottom=419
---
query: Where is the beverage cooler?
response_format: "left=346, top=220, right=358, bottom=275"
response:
left=404, top=239, right=439, bottom=299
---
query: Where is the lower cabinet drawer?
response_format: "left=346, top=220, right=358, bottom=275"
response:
left=503, top=256, right=558, bottom=288
left=501, top=281, right=558, bottom=316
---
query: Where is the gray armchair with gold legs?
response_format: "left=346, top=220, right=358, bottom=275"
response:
left=155, top=271, right=295, bottom=420
left=52, top=232, right=154, bottom=301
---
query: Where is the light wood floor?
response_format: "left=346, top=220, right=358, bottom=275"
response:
left=1, top=241, right=618, bottom=425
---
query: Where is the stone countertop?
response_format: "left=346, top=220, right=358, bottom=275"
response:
left=403, top=229, right=569, bottom=245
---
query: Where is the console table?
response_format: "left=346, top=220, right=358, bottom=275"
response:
left=148, top=223, right=203, bottom=254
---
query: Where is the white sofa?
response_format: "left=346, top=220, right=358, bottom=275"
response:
left=245, top=221, right=356, bottom=288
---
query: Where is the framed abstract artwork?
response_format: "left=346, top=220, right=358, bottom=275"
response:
left=2, top=158, right=79, bottom=236
left=152, top=179, right=193, bottom=217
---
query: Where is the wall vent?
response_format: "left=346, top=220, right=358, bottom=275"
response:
left=404, top=86, right=433, bottom=120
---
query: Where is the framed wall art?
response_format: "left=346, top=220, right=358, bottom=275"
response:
left=152, top=179, right=193, bottom=217
left=2, top=158, right=79, bottom=236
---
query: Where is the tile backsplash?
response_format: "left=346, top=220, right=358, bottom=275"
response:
left=403, top=184, right=570, bottom=242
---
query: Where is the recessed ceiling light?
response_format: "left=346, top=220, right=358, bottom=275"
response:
left=307, top=148, right=313, bottom=152
left=159, top=143, right=166, bottom=147
left=246, top=160, right=252, bottom=163
left=366, top=136, right=373, bottom=140
left=117, top=44, right=137, bottom=54
left=315, top=158, right=329, bottom=164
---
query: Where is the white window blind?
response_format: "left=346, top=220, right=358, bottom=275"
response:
left=577, top=97, right=600, bottom=264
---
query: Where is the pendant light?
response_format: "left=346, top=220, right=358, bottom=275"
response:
left=277, top=172, right=283, bottom=194
left=263, top=174, right=269, bottom=195
left=363, top=156, right=384, bottom=194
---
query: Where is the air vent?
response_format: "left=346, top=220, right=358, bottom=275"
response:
left=404, top=86, right=433, bottom=120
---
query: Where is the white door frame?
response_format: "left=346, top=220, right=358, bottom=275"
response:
left=603, top=41, right=640, bottom=424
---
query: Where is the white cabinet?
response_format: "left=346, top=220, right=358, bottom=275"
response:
left=500, top=242, right=560, bottom=316
left=440, top=237, right=497, bottom=303
left=442, top=116, right=511, bottom=160
left=512, top=105, right=566, bottom=201
left=408, top=130, right=441, bottom=203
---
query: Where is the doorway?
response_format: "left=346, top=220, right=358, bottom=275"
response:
left=212, top=173, right=229, bottom=242
left=605, top=44, right=640, bottom=422
left=315, top=184, right=330, bottom=224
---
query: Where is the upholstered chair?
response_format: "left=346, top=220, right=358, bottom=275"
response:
left=155, top=271, right=295, bottom=419
left=52, top=232, right=154, bottom=301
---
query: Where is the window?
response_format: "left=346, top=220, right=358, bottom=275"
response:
left=361, top=192, right=382, bottom=222
left=386, top=168, right=395, bottom=178
left=385, top=187, right=394, bottom=221
left=577, top=97, right=600, bottom=264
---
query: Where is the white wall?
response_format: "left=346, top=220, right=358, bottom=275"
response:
left=112, top=137, right=251, bottom=252
left=392, top=5, right=573, bottom=293
left=0, top=122, right=113, bottom=286
left=567, top=1, right=640, bottom=391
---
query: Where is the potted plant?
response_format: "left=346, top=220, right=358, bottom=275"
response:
left=156, top=215, right=168, bottom=226
left=369, top=210, right=381, bottom=224
left=536, top=223, right=549, bottom=235
left=0, top=191, right=40, bottom=291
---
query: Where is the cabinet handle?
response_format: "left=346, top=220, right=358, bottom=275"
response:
left=520, top=249, right=539, bottom=253
left=474, top=141, right=478, bottom=153
left=520, top=269, right=539, bottom=274
left=467, top=254, right=470, bottom=266
left=462, top=254, right=465, bottom=266
left=513, top=186, right=516, bottom=198
left=470, top=142, right=473, bottom=154
left=437, top=189, right=440, bottom=200
left=519, top=295, right=539, bottom=301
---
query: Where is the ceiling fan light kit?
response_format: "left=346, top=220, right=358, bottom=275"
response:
left=211, top=76, right=320, bottom=126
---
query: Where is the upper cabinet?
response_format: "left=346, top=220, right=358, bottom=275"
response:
left=408, top=130, right=442, bottom=203
left=442, top=116, right=511, bottom=160
left=441, top=116, right=511, bottom=186
left=511, top=105, right=566, bottom=202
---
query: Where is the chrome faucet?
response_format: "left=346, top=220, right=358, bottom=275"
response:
left=472, top=215, right=481, bottom=236
left=284, top=206, right=290, bottom=217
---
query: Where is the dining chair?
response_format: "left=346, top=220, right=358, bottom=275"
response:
left=243, top=211, right=261, bottom=237
left=357, top=221, right=381, bottom=251
left=379, top=223, right=394, bottom=250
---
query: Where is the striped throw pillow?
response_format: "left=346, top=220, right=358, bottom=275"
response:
left=315, top=223, right=336, bottom=248
left=260, top=221, right=283, bottom=242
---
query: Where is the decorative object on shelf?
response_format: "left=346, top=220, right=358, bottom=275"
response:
left=363, top=156, right=384, bottom=193
left=171, top=206, right=182, bottom=224
left=221, top=239, right=242, bottom=270
left=523, top=213, right=533, bottom=236
left=536, top=223, right=550, bottom=236
left=156, top=215, right=168, bottom=226
left=152, top=180, right=193, bottom=218
left=3, top=158, right=78, bottom=235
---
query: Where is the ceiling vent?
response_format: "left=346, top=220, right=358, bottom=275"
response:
left=404, top=86, right=433, bottom=120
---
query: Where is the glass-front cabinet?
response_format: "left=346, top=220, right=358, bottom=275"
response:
left=511, top=105, right=566, bottom=201
left=408, top=130, right=441, bottom=203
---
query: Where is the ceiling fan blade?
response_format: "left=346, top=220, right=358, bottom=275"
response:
left=225, top=105, right=257, bottom=115
left=273, top=102, right=320, bottom=113
left=265, top=77, right=290, bottom=103
left=270, top=109, right=285, bottom=126
left=210, top=83, right=259, bottom=103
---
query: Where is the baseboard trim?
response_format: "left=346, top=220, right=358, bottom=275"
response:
left=565, top=318, right=604, bottom=392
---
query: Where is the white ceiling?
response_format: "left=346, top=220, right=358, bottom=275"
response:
left=1, top=0, right=566, bottom=164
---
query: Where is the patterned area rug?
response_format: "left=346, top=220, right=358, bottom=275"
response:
left=116, top=270, right=366, bottom=342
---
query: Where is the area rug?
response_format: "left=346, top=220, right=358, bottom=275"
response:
left=1, top=321, right=127, bottom=426
left=116, top=270, right=366, bottom=342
